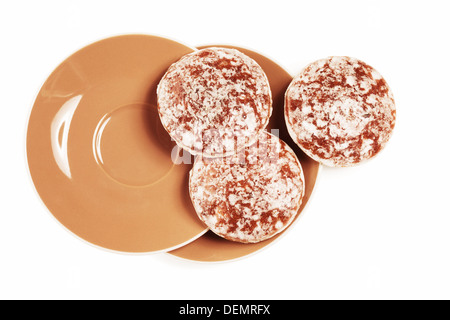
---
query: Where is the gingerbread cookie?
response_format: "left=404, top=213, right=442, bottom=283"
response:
left=285, top=56, right=396, bottom=167
left=189, top=132, right=304, bottom=243
left=157, top=47, right=272, bottom=157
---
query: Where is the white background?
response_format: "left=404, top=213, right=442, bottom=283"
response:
left=1, top=0, right=449, bottom=300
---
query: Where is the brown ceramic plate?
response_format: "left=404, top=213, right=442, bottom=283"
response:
left=26, top=35, right=209, bottom=253
left=168, top=45, right=321, bottom=262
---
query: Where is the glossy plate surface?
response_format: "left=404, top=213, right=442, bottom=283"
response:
left=27, top=35, right=209, bottom=253
left=168, top=45, right=320, bottom=262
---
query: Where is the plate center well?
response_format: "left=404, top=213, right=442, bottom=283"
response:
left=93, top=103, right=176, bottom=187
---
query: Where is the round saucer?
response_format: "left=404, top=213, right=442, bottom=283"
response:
left=168, top=46, right=320, bottom=262
left=27, top=35, right=208, bottom=253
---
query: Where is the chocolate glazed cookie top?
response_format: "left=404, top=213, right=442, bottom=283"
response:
left=285, top=56, right=396, bottom=167
left=189, top=132, right=305, bottom=243
left=157, top=47, right=272, bottom=157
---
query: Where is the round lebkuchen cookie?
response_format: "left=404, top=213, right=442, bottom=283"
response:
left=285, top=56, right=396, bottom=167
left=189, top=132, right=305, bottom=243
left=157, top=47, right=272, bottom=157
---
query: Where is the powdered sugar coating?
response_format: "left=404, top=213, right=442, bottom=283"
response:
left=189, top=132, right=305, bottom=243
left=285, top=56, right=396, bottom=167
left=157, top=47, right=272, bottom=157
